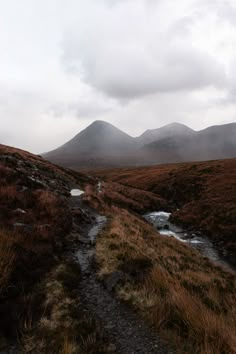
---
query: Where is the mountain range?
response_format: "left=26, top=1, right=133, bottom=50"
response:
left=44, top=120, right=236, bottom=169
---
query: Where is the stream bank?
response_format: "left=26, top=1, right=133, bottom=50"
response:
left=71, top=192, right=171, bottom=354
left=144, top=211, right=235, bottom=273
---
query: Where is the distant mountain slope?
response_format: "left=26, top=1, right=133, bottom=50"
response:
left=44, top=121, right=236, bottom=169
left=45, top=120, right=136, bottom=157
left=44, top=120, right=139, bottom=168
left=144, top=123, right=236, bottom=162
left=137, top=122, right=195, bottom=145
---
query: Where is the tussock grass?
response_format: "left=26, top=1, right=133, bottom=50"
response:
left=20, top=263, right=110, bottom=354
left=92, top=158, right=236, bottom=262
left=59, top=336, right=76, bottom=354
left=97, top=209, right=236, bottom=354
left=0, top=144, right=99, bottom=351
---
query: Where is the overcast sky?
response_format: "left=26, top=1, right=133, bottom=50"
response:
left=0, top=0, right=236, bottom=153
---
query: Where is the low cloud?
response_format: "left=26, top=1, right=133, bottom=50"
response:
left=62, top=0, right=226, bottom=99
left=0, top=0, right=235, bottom=153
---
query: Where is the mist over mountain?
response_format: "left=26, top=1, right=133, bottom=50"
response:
left=144, top=123, right=236, bottom=162
left=47, top=120, right=137, bottom=156
left=44, top=120, right=236, bottom=169
left=137, top=122, right=195, bottom=145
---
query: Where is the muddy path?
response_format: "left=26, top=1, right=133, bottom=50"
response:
left=70, top=193, right=171, bottom=354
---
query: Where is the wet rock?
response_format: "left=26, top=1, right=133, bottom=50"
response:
left=78, top=236, right=91, bottom=245
left=182, top=234, right=194, bottom=240
left=27, top=176, right=46, bottom=189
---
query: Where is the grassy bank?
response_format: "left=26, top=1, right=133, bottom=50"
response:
left=92, top=158, right=236, bottom=262
left=19, top=260, right=110, bottom=354
left=96, top=208, right=236, bottom=354
left=0, top=145, right=109, bottom=353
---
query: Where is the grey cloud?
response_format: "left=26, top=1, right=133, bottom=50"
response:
left=48, top=100, right=112, bottom=119
left=0, top=0, right=235, bottom=153
left=62, top=36, right=226, bottom=100
left=61, top=1, right=226, bottom=100
left=211, top=0, right=236, bottom=27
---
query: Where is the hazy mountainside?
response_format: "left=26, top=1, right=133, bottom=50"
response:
left=44, top=120, right=236, bottom=169
left=45, top=120, right=137, bottom=158
left=144, top=123, right=236, bottom=161
left=137, top=122, right=195, bottom=145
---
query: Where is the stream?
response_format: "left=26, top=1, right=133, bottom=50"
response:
left=144, top=211, right=234, bottom=272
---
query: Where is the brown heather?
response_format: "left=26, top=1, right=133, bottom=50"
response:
left=0, top=144, right=110, bottom=353
left=1, top=143, right=236, bottom=353
left=96, top=208, right=236, bottom=354
left=92, top=158, right=236, bottom=263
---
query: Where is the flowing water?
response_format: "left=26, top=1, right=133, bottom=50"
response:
left=144, top=211, right=234, bottom=271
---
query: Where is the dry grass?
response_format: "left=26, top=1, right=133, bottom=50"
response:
left=96, top=208, right=236, bottom=354
left=0, top=145, right=75, bottom=347
left=0, top=144, right=104, bottom=352
left=20, top=263, right=110, bottom=354
left=101, top=182, right=168, bottom=213
left=92, top=159, right=236, bottom=261
left=59, top=336, right=77, bottom=354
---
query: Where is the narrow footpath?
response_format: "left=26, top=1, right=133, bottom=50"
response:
left=70, top=192, right=172, bottom=354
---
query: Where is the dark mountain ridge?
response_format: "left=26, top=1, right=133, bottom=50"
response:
left=144, top=123, right=236, bottom=162
left=52, top=120, right=137, bottom=156
left=44, top=120, right=236, bottom=169
left=137, top=122, right=195, bottom=145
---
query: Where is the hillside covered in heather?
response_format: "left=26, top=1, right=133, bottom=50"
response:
left=0, top=144, right=113, bottom=353
left=92, top=158, right=236, bottom=265
left=0, top=144, right=235, bottom=354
